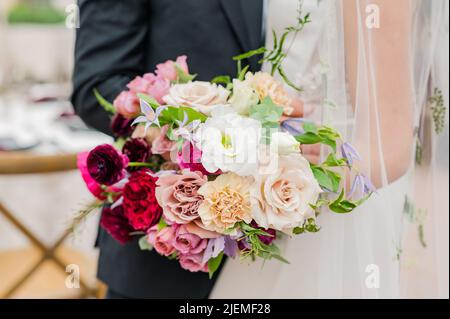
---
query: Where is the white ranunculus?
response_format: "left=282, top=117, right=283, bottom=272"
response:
left=250, top=153, right=322, bottom=233
left=163, top=81, right=230, bottom=116
left=228, top=79, right=259, bottom=115
left=195, top=107, right=262, bottom=176
left=270, top=131, right=300, bottom=155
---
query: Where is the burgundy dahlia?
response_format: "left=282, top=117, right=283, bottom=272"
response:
left=122, top=138, right=151, bottom=163
left=111, top=113, right=134, bottom=138
left=86, top=144, right=128, bottom=186
left=100, top=205, right=134, bottom=244
left=122, top=169, right=162, bottom=231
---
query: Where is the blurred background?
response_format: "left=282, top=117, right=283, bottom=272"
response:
left=0, top=0, right=111, bottom=298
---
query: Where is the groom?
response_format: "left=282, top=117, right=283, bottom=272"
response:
left=71, top=0, right=264, bottom=298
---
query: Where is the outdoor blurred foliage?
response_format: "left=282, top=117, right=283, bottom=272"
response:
left=7, top=0, right=65, bottom=24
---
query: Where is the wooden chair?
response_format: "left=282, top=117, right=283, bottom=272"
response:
left=0, top=152, right=100, bottom=298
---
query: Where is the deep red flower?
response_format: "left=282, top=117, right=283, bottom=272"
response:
left=111, top=114, right=134, bottom=138
left=122, top=138, right=151, bottom=164
left=250, top=221, right=276, bottom=245
left=100, top=205, right=134, bottom=244
left=87, top=144, right=128, bottom=186
left=122, top=169, right=162, bottom=231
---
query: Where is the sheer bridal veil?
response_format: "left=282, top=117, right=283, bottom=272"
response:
left=211, top=0, right=448, bottom=298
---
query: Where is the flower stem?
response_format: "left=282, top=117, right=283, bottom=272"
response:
left=128, top=162, right=154, bottom=167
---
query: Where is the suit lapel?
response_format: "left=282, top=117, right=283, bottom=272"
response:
left=219, top=0, right=252, bottom=52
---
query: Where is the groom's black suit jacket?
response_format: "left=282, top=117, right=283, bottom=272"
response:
left=71, top=0, right=264, bottom=298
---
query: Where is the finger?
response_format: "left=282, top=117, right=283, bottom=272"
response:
left=287, top=97, right=304, bottom=117
left=302, top=154, right=320, bottom=165
left=300, top=144, right=321, bottom=156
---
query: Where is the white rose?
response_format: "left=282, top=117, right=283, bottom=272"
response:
left=250, top=153, right=322, bottom=233
left=270, top=131, right=300, bottom=155
left=162, top=81, right=230, bottom=116
left=195, top=107, right=262, bottom=176
left=229, top=79, right=259, bottom=115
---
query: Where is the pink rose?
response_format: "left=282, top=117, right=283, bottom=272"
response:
left=151, top=125, right=176, bottom=159
left=143, top=73, right=171, bottom=104
left=156, top=55, right=189, bottom=82
left=173, top=225, right=207, bottom=254
left=113, top=91, right=140, bottom=118
left=155, top=169, right=207, bottom=224
left=77, top=152, right=105, bottom=200
left=179, top=253, right=208, bottom=273
left=147, top=225, right=176, bottom=257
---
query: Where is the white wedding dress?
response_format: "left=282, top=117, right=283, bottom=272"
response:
left=211, top=0, right=448, bottom=298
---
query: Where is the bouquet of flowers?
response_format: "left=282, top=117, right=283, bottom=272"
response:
left=75, top=14, right=374, bottom=278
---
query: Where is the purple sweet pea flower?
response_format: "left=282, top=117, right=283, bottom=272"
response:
left=281, top=118, right=305, bottom=136
left=349, top=173, right=376, bottom=199
left=341, top=142, right=361, bottom=166
left=223, top=236, right=239, bottom=258
left=202, top=236, right=225, bottom=263
left=131, top=99, right=168, bottom=132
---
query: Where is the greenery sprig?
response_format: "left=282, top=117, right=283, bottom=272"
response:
left=232, top=1, right=311, bottom=92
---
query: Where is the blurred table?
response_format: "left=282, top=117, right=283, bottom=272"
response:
left=0, top=91, right=112, bottom=298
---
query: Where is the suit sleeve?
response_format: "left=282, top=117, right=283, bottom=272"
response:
left=71, top=0, right=148, bottom=135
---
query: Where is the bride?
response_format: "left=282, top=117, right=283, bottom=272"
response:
left=211, top=0, right=448, bottom=298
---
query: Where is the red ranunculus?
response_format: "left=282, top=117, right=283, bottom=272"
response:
left=111, top=113, right=134, bottom=138
left=122, top=169, right=162, bottom=231
left=100, top=205, right=134, bottom=244
left=122, top=138, right=151, bottom=164
left=87, top=144, right=128, bottom=186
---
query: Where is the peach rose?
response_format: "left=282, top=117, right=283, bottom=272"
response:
left=245, top=72, right=293, bottom=115
left=163, top=81, right=230, bottom=115
left=250, top=153, right=322, bottom=233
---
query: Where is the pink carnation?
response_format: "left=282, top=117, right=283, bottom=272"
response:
left=173, top=224, right=207, bottom=254
left=113, top=91, right=140, bottom=118
left=156, top=55, right=189, bottom=82
left=179, top=253, right=208, bottom=273
left=155, top=169, right=207, bottom=224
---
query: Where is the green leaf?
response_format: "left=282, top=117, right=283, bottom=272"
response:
left=233, top=47, right=267, bottom=61
left=157, top=217, right=168, bottom=231
left=175, top=64, right=196, bottom=83
left=277, top=66, right=303, bottom=92
left=303, top=122, right=317, bottom=133
left=136, top=93, right=159, bottom=109
left=238, top=65, right=250, bottom=81
left=322, top=153, right=346, bottom=167
left=249, top=97, right=284, bottom=123
left=311, top=166, right=341, bottom=192
left=328, top=189, right=357, bottom=214
left=207, top=252, right=224, bottom=279
left=138, top=236, right=153, bottom=251
left=178, top=106, right=208, bottom=123
left=295, top=132, right=322, bottom=145
left=329, top=200, right=357, bottom=214
left=93, top=88, right=115, bottom=114
left=211, top=75, right=231, bottom=85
